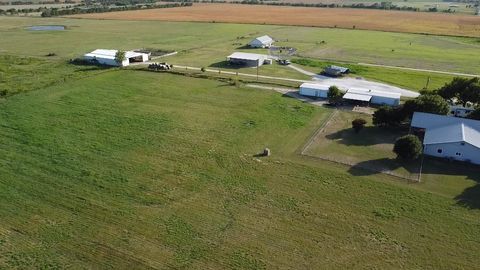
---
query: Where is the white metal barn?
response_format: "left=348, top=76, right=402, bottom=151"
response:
left=411, top=112, right=480, bottom=164
left=227, top=52, right=271, bottom=67
left=248, top=35, right=274, bottom=48
left=83, top=49, right=149, bottom=67
left=345, top=88, right=400, bottom=106
left=298, top=83, right=333, bottom=98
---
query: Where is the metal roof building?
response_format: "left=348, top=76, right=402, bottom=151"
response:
left=248, top=35, right=274, bottom=48
left=227, top=52, right=271, bottom=67
left=298, top=82, right=336, bottom=98
left=324, top=65, right=350, bottom=77
left=345, top=88, right=401, bottom=106
left=411, top=112, right=480, bottom=164
left=83, top=49, right=149, bottom=67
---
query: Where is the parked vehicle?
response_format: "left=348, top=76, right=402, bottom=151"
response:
left=277, top=59, right=291, bottom=65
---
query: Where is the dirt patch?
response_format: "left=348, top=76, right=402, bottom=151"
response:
left=69, top=4, right=480, bottom=37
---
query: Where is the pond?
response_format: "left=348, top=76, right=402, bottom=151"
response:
left=26, top=25, right=65, bottom=31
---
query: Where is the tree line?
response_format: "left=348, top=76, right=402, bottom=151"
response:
left=40, top=2, right=191, bottom=17
left=161, top=0, right=420, bottom=12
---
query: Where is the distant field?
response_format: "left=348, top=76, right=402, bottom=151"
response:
left=1, top=17, right=479, bottom=76
left=70, top=4, right=480, bottom=37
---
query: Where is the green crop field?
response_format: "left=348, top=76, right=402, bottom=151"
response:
left=0, top=70, right=479, bottom=269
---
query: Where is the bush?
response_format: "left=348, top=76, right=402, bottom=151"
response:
left=393, top=134, right=422, bottom=160
left=351, top=118, right=367, bottom=133
left=327, top=85, right=342, bottom=105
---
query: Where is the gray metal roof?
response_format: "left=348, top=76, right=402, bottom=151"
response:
left=326, top=65, right=349, bottom=73
left=411, top=112, right=480, bottom=129
left=343, top=92, right=372, bottom=102
left=227, top=52, right=269, bottom=61
left=251, top=35, right=273, bottom=44
left=347, top=88, right=401, bottom=99
left=412, top=112, right=480, bottom=149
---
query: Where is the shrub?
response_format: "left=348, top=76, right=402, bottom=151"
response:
left=393, top=134, right=422, bottom=160
left=351, top=118, right=367, bottom=133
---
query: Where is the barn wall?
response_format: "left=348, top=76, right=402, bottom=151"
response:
left=424, top=142, right=480, bottom=164
left=371, top=96, right=400, bottom=106
left=299, top=87, right=328, bottom=98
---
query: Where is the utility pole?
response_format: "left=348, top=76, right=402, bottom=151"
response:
left=425, top=76, right=431, bottom=90
left=257, top=59, right=259, bottom=81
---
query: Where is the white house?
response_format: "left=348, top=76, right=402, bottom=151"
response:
left=345, top=88, right=400, bottom=106
left=299, top=82, right=337, bottom=98
left=227, top=52, right=271, bottom=67
left=411, top=112, right=480, bottom=164
left=248, top=35, right=274, bottom=48
left=83, top=49, right=149, bottom=67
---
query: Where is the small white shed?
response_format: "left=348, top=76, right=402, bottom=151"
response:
left=299, top=83, right=331, bottom=98
left=248, top=35, right=274, bottom=48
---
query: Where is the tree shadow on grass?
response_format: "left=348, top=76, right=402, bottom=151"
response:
left=347, top=157, right=420, bottom=179
left=325, top=126, right=408, bottom=146
left=421, top=157, right=480, bottom=209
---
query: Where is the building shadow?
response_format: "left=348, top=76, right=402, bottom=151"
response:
left=421, top=157, right=480, bottom=209
left=347, top=157, right=419, bottom=177
left=209, top=61, right=246, bottom=70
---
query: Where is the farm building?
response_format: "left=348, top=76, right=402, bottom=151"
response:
left=323, top=65, right=350, bottom=77
left=343, top=88, right=400, bottom=106
left=83, top=49, right=149, bottom=67
left=248, top=35, right=274, bottom=48
left=298, top=82, right=333, bottom=98
left=227, top=52, right=272, bottom=67
left=411, top=112, right=480, bottom=164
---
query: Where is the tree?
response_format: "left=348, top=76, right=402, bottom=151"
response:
left=327, top=85, right=342, bottom=105
left=114, top=51, right=126, bottom=65
left=351, top=118, right=367, bottom=133
left=468, top=108, right=480, bottom=120
left=436, top=77, right=480, bottom=106
left=402, top=94, right=449, bottom=119
left=393, top=135, right=422, bottom=160
left=372, top=106, right=405, bottom=127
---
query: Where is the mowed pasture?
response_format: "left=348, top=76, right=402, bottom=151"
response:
left=1, top=70, right=480, bottom=268
left=2, top=16, right=479, bottom=78
left=71, top=4, right=480, bottom=37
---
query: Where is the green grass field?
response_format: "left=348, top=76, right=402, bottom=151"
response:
left=1, top=13, right=480, bottom=269
left=1, top=70, right=479, bottom=269
left=1, top=16, right=479, bottom=76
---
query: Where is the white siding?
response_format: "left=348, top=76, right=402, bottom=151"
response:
left=299, top=87, right=328, bottom=98
left=424, top=142, right=480, bottom=164
left=83, top=55, right=129, bottom=67
left=371, top=96, right=400, bottom=106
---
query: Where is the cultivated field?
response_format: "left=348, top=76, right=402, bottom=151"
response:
left=1, top=70, right=480, bottom=268
left=71, top=4, right=480, bottom=37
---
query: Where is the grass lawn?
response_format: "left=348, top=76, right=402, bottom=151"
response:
left=303, top=109, right=421, bottom=180
left=292, top=58, right=457, bottom=91
left=0, top=55, right=107, bottom=96
left=0, top=16, right=479, bottom=75
left=0, top=70, right=480, bottom=268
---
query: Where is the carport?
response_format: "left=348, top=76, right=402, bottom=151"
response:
left=343, top=92, right=371, bottom=106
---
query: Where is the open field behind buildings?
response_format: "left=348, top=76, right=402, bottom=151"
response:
left=70, top=4, right=480, bottom=37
